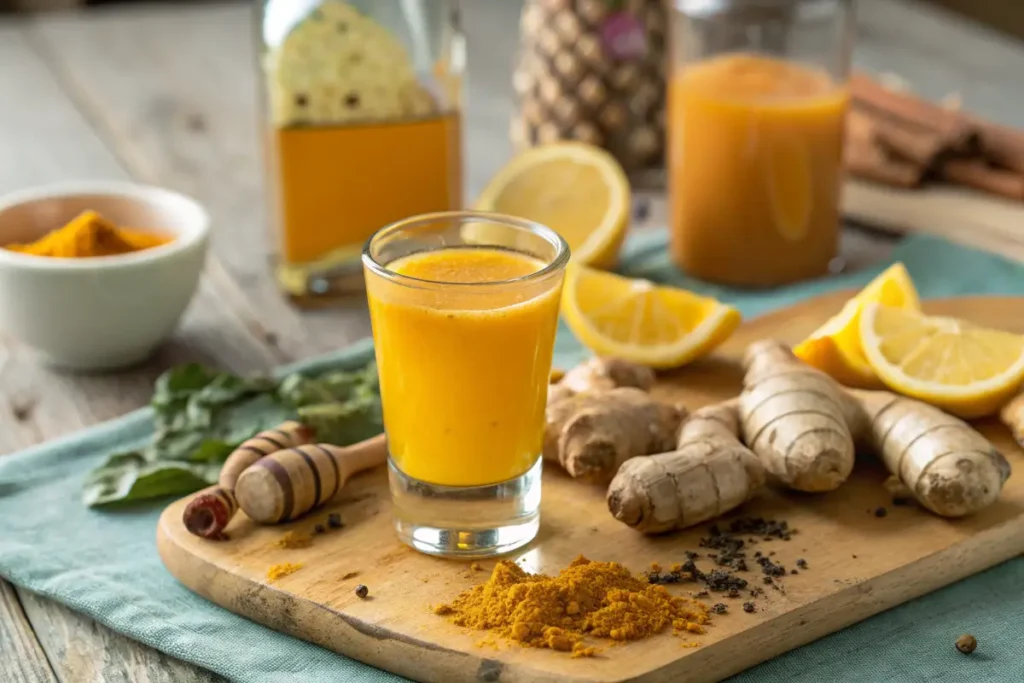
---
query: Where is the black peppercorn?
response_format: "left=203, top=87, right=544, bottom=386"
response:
left=313, top=524, right=326, bottom=534
left=743, top=601, right=756, bottom=613
left=355, top=584, right=369, bottom=599
left=956, top=634, right=977, bottom=654
left=327, top=513, right=343, bottom=529
left=874, top=507, right=888, bottom=518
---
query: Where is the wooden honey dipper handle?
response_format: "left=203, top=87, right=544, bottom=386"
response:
left=234, top=433, right=387, bottom=525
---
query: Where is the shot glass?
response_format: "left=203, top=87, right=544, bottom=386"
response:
left=363, top=211, right=569, bottom=558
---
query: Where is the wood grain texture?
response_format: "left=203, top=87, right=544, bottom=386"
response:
left=17, top=590, right=223, bottom=683
left=0, top=582, right=57, bottom=683
left=157, top=294, right=1024, bottom=683
left=0, top=14, right=264, bottom=683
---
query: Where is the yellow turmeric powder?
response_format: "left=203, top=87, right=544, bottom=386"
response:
left=266, top=562, right=304, bottom=581
left=275, top=531, right=313, bottom=549
left=4, top=210, right=171, bottom=258
left=433, top=556, right=710, bottom=656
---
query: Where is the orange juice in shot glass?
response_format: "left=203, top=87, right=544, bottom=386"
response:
left=668, top=0, right=854, bottom=287
left=362, top=212, right=569, bottom=558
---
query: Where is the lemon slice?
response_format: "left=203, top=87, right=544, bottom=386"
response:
left=766, top=137, right=813, bottom=242
left=859, top=303, right=1024, bottom=418
left=793, top=263, right=920, bottom=388
left=561, top=264, right=741, bottom=369
left=473, top=142, right=630, bottom=269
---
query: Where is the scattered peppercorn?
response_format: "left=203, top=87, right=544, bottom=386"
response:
left=874, top=507, right=888, bottom=518
left=743, top=602, right=756, bottom=613
left=796, top=559, right=808, bottom=569
left=711, top=603, right=728, bottom=614
left=313, top=524, right=326, bottom=534
left=892, top=496, right=912, bottom=507
left=355, top=584, right=369, bottom=599
left=955, top=634, right=977, bottom=654
left=763, top=576, right=773, bottom=584
left=727, top=588, right=741, bottom=598
left=328, top=513, right=343, bottom=529
left=791, top=569, right=799, bottom=575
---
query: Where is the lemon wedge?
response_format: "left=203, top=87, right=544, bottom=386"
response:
left=859, top=303, right=1024, bottom=418
left=473, top=142, right=630, bottom=269
left=561, top=264, right=741, bottom=369
left=793, top=263, right=920, bottom=388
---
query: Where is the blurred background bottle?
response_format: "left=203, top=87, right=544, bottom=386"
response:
left=511, top=0, right=669, bottom=181
left=259, top=0, right=464, bottom=304
left=668, top=0, right=855, bottom=287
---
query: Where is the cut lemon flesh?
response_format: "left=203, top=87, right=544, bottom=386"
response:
left=473, top=142, right=630, bottom=269
left=859, top=303, right=1024, bottom=418
left=561, top=265, right=741, bottom=369
left=793, top=262, right=920, bottom=388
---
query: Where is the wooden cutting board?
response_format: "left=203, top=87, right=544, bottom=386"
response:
left=157, top=293, right=1024, bottom=683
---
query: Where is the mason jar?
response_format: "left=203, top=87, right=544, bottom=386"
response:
left=668, top=0, right=855, bottom=287
left=259, top=0, right=465, bottom=303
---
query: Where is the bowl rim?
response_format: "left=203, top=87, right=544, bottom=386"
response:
left=0, top=181, right=211, bottom=271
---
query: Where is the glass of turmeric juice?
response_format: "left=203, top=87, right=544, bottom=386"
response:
left=668, top=0, right=854, bottom=287
left=259, top=0, right=464, bottom=304
left=363, top=212, right=569, bottom=558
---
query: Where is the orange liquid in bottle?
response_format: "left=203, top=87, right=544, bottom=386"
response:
left=271, top=113, right=462, bottom=275
left=669, top=54, right=849, bottom=287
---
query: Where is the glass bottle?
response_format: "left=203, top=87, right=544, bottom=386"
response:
left=258, top=0, right=465, bottom=304
left=667, top=0, right=855, bottom=287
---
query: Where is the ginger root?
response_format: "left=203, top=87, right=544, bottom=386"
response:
left=607, top=400, right=766, bottom=534
left=559, top=357, right=656, bottom=394
left=545, top=388, right=684, bottom=483
left=999, top=392, right=1024, bottom=448
left=544, top=357, right=682, bottom=484
left=849, top=390, right=1010, bottom=517
left=739, top=340, right=856, bottom=492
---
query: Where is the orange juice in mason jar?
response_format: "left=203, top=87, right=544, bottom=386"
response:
left=668, top=0, right=854, bottom=287
left=363, top=212, right=569, bottom=558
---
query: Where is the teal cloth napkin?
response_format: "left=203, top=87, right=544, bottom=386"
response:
left=2, top=232, right=1023, bottom=683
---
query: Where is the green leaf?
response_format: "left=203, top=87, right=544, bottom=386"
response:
left=83, top=359, right=381, bottom=508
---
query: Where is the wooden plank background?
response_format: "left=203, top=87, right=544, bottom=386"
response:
left=0, top=0, right=1022, bottom=681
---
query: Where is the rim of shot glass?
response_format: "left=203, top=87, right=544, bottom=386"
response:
left=361, top=210, right=571, bottom=289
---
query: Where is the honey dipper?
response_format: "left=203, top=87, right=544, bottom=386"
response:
left=235, top=433, right=388, bottom=524
left=183, top=421, right=314, bottom=539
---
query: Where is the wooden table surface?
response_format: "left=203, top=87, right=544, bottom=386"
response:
left=1, top=1, right=1022, bottom=681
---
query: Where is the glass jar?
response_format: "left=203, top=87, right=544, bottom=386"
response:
left=258, top=0, right=465, bottom=304
left=511, top=0, right=669, bottom=178
left=668, top=0, right=854, bottom=287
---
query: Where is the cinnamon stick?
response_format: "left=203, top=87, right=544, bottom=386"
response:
left=845, top=137, right=923, bottom=189
left=940, top=159, right=1024, bottom=200
left=969, top=118, right=1024, bottom=175
left=850, top=73, right=978, bottom=154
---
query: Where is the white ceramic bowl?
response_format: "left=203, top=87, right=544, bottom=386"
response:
left=0, top=182, right=210, bottom=370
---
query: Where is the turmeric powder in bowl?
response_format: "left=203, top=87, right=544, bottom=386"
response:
left=4, top=210, right=172, bottom=258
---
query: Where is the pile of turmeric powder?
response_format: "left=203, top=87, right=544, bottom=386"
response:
left=433, top=556, right=710, bottom=657
left=4, top=210, right=171, bottom=258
